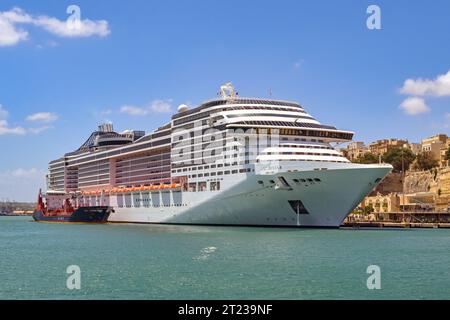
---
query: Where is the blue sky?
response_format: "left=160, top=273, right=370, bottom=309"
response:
left=0, top=0, right=449, bottom=201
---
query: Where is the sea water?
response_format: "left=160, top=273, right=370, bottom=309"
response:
left=0, top=216, right=449, bottom=300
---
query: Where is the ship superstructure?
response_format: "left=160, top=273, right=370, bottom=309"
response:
left=44, top=84, right=391, bottom=227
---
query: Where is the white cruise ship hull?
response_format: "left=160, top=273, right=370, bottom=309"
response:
left=107, top=162, right=392, bottom=228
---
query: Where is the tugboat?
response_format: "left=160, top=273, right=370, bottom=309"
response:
left=33, top=190, right=112, bottom=223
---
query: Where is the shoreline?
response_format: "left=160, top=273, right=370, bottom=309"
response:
left=342, top=221, right=450, bottom=229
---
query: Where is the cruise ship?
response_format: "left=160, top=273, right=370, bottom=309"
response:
left=43, top=83, right=392, bottom=227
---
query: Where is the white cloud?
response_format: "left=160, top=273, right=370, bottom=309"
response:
left=150, top=100, right=172, bottom=113
left=0, top=105, right=52, bottom=135
left=399, top=97, right=430, bottom=116
left=35, top=15, right=110, bottom=38
left=0, top=168, right=46, bottom=202
left=120, top=105, right=148, bottom=116
left=0, top=120, right=27, bottom=135
left=28, top=126, right=52, bottom=134
left=26, top=112, right=58, bottom=123
left=0, top=7, right=110, bottom=47
left=399, top=69, right=450, bottom=97
left=0, top=14, right=28, bottom=46
left=120, top=100, right=172, bottom=116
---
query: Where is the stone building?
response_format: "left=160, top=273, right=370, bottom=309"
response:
left=343, top=141, right=368, bottom=161
left=369, top=139, right=408, bottom=156
left=421, top=134, right=448, bottom=167
left=405, top=142, right=421, bottom=155
left=362, top=193, right=401, bottom=214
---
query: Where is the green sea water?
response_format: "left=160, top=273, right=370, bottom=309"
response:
left=0, top=216, right=449, bottom=300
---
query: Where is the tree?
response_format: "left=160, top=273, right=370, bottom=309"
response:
left=363, top=204, right=374, bottom=214
left=413, top=151, right=439, bottom=171
left=446, top=147, right=450, bottom=160
left=382, top=147, right=415, bottom=172
left=353, top=152, right=379, bottom=164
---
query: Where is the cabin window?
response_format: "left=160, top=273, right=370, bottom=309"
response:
left=188, top=183, right=196, bottom=192
left=210, top=181, right=220, bottom=191
left=198, top=182, right=207, bottom=192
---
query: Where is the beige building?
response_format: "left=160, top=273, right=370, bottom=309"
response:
left=343, top=141, right=368, bottom=161
left=440, top=137, right=450, bottom=167
left=369, top=139, right=408, bottom=156
left=421, top=134, right=449, bottom=167
left=405, top=142, right=421, bottom=155
left=362, top=193, right=401, bottom=213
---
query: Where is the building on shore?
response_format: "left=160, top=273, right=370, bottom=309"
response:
left=421, top=134, right=449, bottom=167
left=369, top=139, right=408, bottom=156
left=361, top=193, right=401, bottom=213
left=405, top=142, right=421, bottom=155
left=342, top=141, right=369, bottom=161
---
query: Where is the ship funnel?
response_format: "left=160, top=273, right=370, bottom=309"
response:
left=99, top=123, right=113, bottom=133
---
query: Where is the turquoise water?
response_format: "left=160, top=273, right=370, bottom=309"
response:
left=0, top=216, right=449, bottom=300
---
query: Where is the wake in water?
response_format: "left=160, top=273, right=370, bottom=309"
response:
left=193, top=246, right=217, bottom=260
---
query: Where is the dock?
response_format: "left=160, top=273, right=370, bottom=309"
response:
left=342, top=221, right=450, bottom=229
